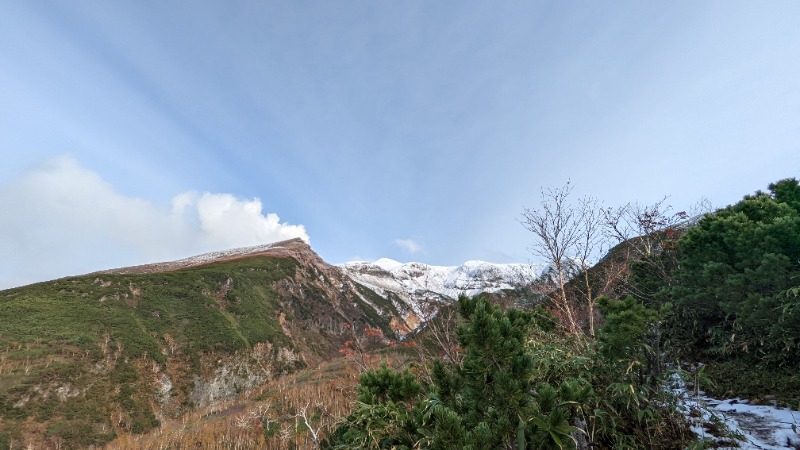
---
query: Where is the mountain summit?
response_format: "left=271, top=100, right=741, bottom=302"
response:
left=96, top=238, right=313, bottom=275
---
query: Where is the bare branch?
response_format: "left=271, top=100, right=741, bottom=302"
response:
left=520, top=181, right=585, bottom=337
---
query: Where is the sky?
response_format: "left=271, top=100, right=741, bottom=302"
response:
left=1, top=2, right=799, bottom=289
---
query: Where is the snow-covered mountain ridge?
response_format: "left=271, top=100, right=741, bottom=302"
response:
left=339, top=258, right=542, bottom=319
left=94, top=240, right=541, bottom=336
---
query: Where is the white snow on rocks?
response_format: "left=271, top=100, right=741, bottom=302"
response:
left=338, top=259, right=541, bottom=318
left=673, top=373, right=800, bottom=449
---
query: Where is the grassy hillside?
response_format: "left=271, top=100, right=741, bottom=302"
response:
left=0, top=252, right=396, bottom=449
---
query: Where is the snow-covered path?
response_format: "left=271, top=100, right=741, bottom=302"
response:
left=681, top=392, right=800, bottom=449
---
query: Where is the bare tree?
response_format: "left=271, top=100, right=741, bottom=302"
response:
left=523, top=184, right=708, bottom=338
left=574, top=195, right=605, bottom=337
left=689, top=196, right=716, bottom=219
left=521, top=182, right=588, bottom=337
left=415, top=300, right=463, bottom=370
left=296, top=401, right=333, bottom=450
left=603, top=198, right=690, bottom=301
left=338, top=322, right=390, bottom=372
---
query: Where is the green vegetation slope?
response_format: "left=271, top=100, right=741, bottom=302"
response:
left=0, top=239, right=400, bottom=449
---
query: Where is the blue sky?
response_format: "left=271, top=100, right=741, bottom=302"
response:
left=2, top=1, right=799, bottom=289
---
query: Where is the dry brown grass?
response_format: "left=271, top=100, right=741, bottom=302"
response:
left=103, top=357, right=371, bottom=449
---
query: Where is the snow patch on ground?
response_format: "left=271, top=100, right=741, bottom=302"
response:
left=694, top=397, right=799, bottom=449
left=673, top=375, right=800, bottom=449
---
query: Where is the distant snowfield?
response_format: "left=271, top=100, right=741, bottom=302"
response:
left=339, top=258, right=542, bottom=319
left=340, top=258, right=541, bottom=297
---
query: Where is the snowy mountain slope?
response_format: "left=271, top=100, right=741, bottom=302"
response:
left=95, top=240, right=542, bottom=337
left=339, top=258, right=542, bottom=320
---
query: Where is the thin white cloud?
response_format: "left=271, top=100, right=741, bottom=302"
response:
left=394, top=238, right=422, bottom=254
left=0, top=156, right=309, bottom=289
